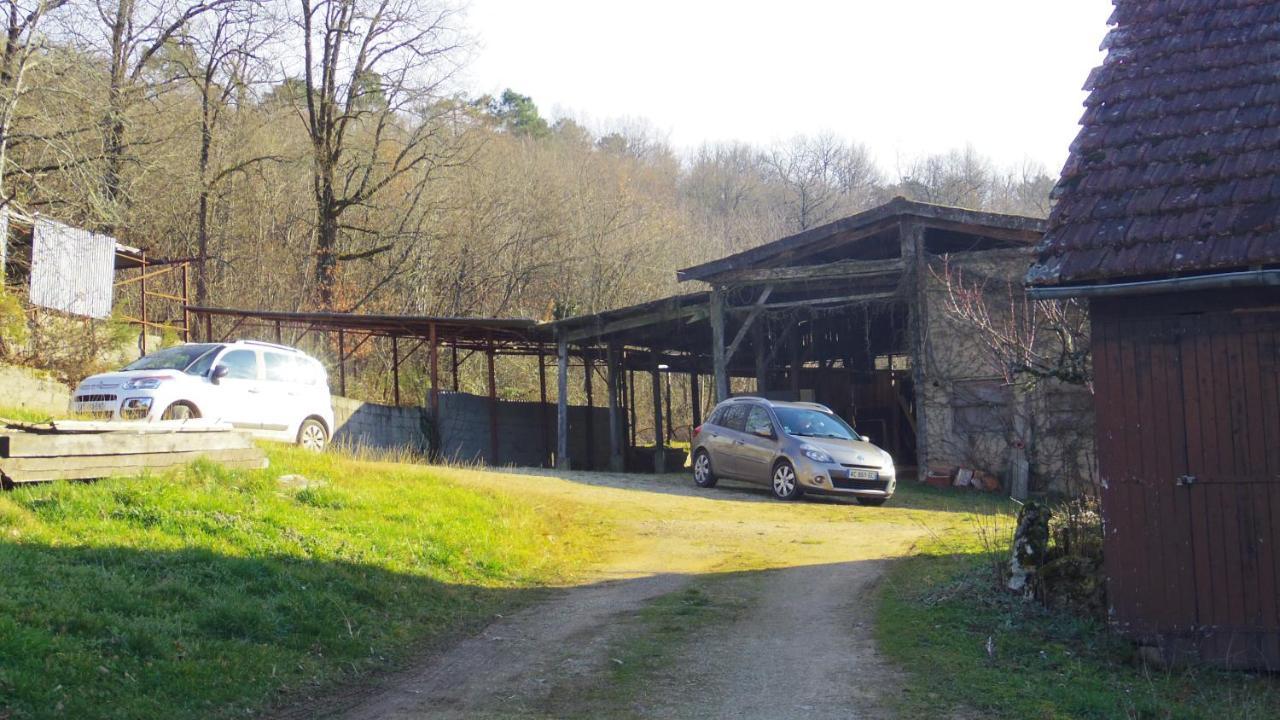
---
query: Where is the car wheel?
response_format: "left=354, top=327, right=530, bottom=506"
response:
left=692, top=449, right=718, bottom=488
left=857, top=497, right=888, bottom=507
left=771, top=460, right=803, bottom=501
left=160, top=402, right=198, bottom=421
left=297, top=418, right=328, bottom=452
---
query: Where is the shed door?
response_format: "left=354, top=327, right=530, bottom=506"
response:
left=1094, top=299, right=1280, bottom=667
left=1176, top=308, right=1280, bottom=665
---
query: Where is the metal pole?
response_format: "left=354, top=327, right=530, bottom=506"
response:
left=486, top=332, right=498, bottom=466
left=451, top=341, right=459, bottom=392
left=651, top=348, right=665, bottom=474
left=583, top=351, right=594, bottom=470
left=538, top=348, right=550, bottom=467
left=392, top=336, right=401, bottom=406
left=429, top=322, right=439, bottom=424
left=181, top=262, right=190, bottom=342
left=338, top=329, right=346, bottom=396
left=139, top=251, right=147, bottom=355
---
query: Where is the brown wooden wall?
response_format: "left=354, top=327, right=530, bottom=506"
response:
left=1092, top=288, right=1280, bottom=668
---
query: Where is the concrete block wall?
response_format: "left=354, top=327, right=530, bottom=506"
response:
left=331, top=395, right=429, bottom=453
left=333, top=391, right=610, bottom=469
left=0, top=365, right=70, bottom=415
left=436, top=391, right=610, bottom=468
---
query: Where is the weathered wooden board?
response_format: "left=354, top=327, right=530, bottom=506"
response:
left=0, top=429, right=252, bottom=458
left=1, top=418, right=233, bottom=434
left=0, top=447, right=268, bottom=483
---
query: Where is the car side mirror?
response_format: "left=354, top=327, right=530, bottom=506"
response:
left=753, top=426, right=775, bottom=439
left=211, top=365, right=230, bottom=384
left=859, top=434, right=870, bottom=443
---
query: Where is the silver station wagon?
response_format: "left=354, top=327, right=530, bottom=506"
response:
left=690, top=397, right=896, bottom=505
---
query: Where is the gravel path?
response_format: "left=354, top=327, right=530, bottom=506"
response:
left=286, top=468, right=927, bottom=720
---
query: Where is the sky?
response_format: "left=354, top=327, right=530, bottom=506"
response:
left=460, top=0, right=1115, bottom=175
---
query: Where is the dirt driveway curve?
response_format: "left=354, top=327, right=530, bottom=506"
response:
left=304, top=468, right=942, bottom=719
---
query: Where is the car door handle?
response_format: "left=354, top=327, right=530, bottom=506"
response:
left=733, top=439, right=745, bottom=446
left=247, top=388, right=262, bottom=394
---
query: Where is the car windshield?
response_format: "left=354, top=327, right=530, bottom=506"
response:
left=773, top=407, right=857, bottom=440
left=123, top=344, right=221, bottom=374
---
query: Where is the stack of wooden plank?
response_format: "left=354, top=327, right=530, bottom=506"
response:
left=0, top=419, right=268, bottom=484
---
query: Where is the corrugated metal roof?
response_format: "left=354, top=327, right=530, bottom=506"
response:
left=29, top=217, right=115, bottom=319
left=1028, top=0, right=1280, bottom=288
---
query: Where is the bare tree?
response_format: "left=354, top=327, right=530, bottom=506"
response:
left=293, top=0, right=465, bottom=309
left=168, top=0, right=277, bottom=305
left=0, top=0, right=69, bottom=215
left=763, top=133, right=880, bottom=232
left=85, top=0, right=232, bottom=229
left=935, top=255, right=1091, bottom=389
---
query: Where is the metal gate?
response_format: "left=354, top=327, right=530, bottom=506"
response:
left=1092, top=291, right=1280, bottom=668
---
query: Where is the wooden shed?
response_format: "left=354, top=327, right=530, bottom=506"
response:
left=1027, top=0, right=1280, bottom=668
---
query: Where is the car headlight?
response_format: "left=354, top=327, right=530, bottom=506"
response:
left=881, top=450, right=895, bottom=471
left=123, top=377, right=165, bottom=390
left=800, top=444, right=833, bottom=464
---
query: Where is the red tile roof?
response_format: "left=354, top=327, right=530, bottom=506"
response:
left=1028, top=0, right=1280, bottom=287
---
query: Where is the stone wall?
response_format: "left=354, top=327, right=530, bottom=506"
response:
left=0, top=365, right=71, bottom=415
left=920, top=249, right=1096, bottom=493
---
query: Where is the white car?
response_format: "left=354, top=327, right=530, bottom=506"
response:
left=70, top=340, right=336, bottom=451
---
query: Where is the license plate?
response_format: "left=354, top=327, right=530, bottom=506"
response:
left=847, top=468, right=879, bottom=481
left=75, top=402, right=114, bottom=414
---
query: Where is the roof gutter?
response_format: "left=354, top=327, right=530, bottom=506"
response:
left=1027, top=269, right=1280, bottom=300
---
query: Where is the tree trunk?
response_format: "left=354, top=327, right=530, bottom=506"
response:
left=314, top=189, right=339, bottom=309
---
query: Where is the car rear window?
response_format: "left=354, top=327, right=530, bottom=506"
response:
left=264, top=352, right=297, bottom=383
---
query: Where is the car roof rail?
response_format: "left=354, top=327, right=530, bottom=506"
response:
left=727, top=395, right=764, bottom=402
left=236, top=339, right=301, bottom=353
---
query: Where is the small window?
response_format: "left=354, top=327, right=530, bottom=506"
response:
left=186, top=347, right=220, bottom=377
left=219, top=349, right=260, bottom=380
left=707, top=406, right=726, bottom=426
left=721, top=404, right=750, bottom=432
left=745, top=406, right=774, bottom=436
left=263, top=352, right=296, bottom=383
left=953, top=379, right=1012, bottom=434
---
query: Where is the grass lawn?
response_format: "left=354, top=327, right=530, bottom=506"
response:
left=0, top=445, right=599, bottom=720
left=876, top=517, right=1280, bottom=719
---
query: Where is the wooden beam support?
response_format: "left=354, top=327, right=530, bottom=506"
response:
left=556, top=338, right=570, bottom=470
left=689, top=371, right=702, bottom=435
left=606, top=342, right=624, bottom=472
left=560, top=304, right=709, bottom=344
left=338, top=329, right=346, bottom=396
left=753, top=321, right=768, bottom=394
left=718, top=257, right=905, bottom=285
left=723, top=285, right=774, bottom=365
left=902, top=218, right=930, bottom=472
left=710, top=288, right=728, bottom=402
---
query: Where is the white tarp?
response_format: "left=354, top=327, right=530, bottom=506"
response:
left=29, top=217, right=116, bottom=319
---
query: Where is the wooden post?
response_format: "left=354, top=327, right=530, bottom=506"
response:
left=664, top=372, right=673, bottom=444
left=486, top=333, right=498, bottom=466
left=690, top=371, right=702, bottom=436
left=450, top=340, right=459, bottom=392
left=606, top=342, right=623, bottom=471
left=651, top=349, right=664, bottom=474
left=583, top=351, right=594, bottom=470
left=710, top=287, right=728, bottom=402
left=902, top=218, right=929, bottom=472
left=556, top=338, right=570, bottom=470
left=338, top=329, right=346, bottom=396
left=790, top=325, right=803, bottom=398
left=391, top=336, right=401, bottom=406
left=538, top=348, right=550, bottom=468
left=753, top=321, right=768, bottom=395
left=627, top=365, right=637, bottom=448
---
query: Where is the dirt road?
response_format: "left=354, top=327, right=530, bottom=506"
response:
left=306, top=467, right=960, bottom=719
